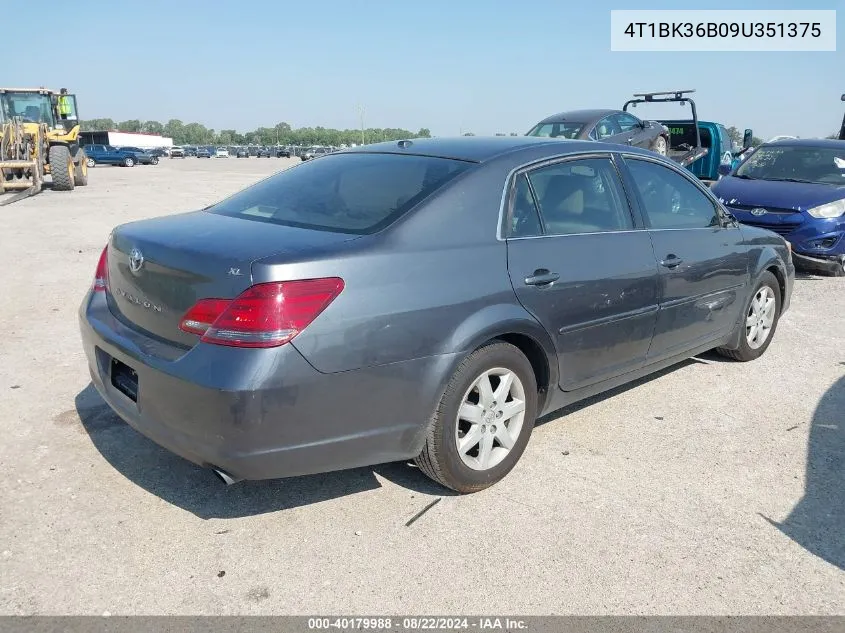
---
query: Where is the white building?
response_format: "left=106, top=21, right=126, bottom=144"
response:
left=79, top=130, right=174, bottom=149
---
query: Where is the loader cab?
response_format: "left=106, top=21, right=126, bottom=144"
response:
left=0, top=90, right=56, bottom=126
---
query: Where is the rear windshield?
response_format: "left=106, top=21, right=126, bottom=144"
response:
left=527, top=122, right=584, bottom=139
left=208, top=152, right=473, bottom=234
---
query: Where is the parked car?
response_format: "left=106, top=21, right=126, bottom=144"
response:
left=79, top=137, right=794, bottom=493
left=118, top=147, right=159, bottom=165
left=185, top=147, right=198, bottom=157
left=276, top=147, right=292, bottom=158
left=257, top=147, right=273, bottom=158
left=216, top=147, right=229, bottom=158
left=527, top=109, right=670, bottom=156
left=300, top=146, right=330, bottom=161
left=83, top=145, right=138, bottom=167
left=146, top=148, right=169, bottom=158
left=170, top=146, right=186, bottom=158
left=712, top=138, right=845, bottom=276
left=236, top=148, right=250, bottom=158
left=196, top=147, right=211, bottom=158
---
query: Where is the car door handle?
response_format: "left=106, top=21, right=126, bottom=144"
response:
left=525, top=269, right=560, bottom=286
left=660, top=255, right=684, bottom=269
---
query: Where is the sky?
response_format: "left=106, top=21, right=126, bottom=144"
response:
left=7, top=0, right=842, bottom=139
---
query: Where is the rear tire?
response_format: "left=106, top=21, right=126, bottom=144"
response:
left=86, top=157, right=96, bottom=167
left=150, top=156, right=159, bottom=165
left=49, top=145, right=75, bottom=191
left=414, top=342, right=538, bottom=493
left=123, top=156, right=135, bottom=167
left=716, top=271, right=781, bottom=362
left=73, top=150, right=89, bottom=186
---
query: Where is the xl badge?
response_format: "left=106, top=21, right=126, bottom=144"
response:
left=750, top=208, right=767, bottom=217
left=129, top=248, right=144, bottom=273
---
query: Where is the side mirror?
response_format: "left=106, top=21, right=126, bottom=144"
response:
left=742, top=129, right=753, bottom=149
left=717, top=164, right=732, bottom=177
left=841, top=94, right=845, bottom=101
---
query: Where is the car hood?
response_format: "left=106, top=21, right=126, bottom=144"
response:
left=713, top=176, right=845, bottom=211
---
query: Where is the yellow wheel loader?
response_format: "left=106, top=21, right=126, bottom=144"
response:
left=0, top=88, right=87, bottom=206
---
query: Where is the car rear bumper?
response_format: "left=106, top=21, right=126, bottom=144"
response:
left=79, top=291, right=450, bottom=482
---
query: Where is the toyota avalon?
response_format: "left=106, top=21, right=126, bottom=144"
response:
left=79, top=136, right=794, bottom=493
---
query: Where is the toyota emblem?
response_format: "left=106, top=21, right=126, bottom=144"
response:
left=750, top=207, right=767, bottom=217
left=128, top=248, right=144, bottom=273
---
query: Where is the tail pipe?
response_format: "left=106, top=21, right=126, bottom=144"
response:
left=212, top=467, right=242, bottom=486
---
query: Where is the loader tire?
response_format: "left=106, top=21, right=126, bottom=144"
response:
left=73, top=149, right=89, bottom=186
left=49, top=145, right=75, bottom=191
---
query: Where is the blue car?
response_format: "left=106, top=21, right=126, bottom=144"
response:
left=84, top=144, right=138, bottom=167
left=712, top=139, right=845, bottom=276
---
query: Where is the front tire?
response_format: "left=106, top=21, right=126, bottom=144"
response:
left=49, top=145, right=75, bottom=191
left=716, top=271, right=781, bottom=362
left=150, top=156, right=159, bottom=165
left=415, top=342, right=538, bottom=493
left=123, top=156, right=135, bottom=167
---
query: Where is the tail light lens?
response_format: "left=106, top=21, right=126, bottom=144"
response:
left=93, top=246, right=109, bottom=292
left=179, top=278, right=344, bottom=348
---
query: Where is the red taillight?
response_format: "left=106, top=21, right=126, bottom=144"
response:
left=179, top=278, right=344, bottom=348
left=93, top=246, right=109, bottom=292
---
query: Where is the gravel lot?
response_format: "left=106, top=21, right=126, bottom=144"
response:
left=1, top=158, right=843, bottom=615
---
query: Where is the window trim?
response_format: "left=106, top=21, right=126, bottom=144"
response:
left=594, top=115, right=622, bottom=140
left=498, top=152, right=642, bottom=240
left=613, top=112, right=641, bottom=133
left=616, top=152, right=735, bottom=231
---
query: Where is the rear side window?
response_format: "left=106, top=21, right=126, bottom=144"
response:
left=524, top=157, right=633, bottom=236
left=209, top=152, right=472, bottom=234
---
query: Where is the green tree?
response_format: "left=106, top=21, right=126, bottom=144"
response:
left=416, top=128, right=431, bottom=138
left=163, top=119, right=185, bottom=142
left=80, top=118, right=115, bottom=131
left=142, top=120, right=164, bottom=135
left=117, top=119, right=142, bottom=132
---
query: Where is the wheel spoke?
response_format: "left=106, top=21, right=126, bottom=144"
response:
left=499, top=399, right=525, bottom=422
left=746, top=312, right=757, bottom=327
left=459, top=425, right=483, bottom=455
left=458, top=402, right=484, bottom=424
left=493, top=371, right=514, bottom=402
left=477, top=432, right=494, bottom=469
left=476, top=373, right=495, bottom=408
left=495, top=423, right=515, bottom=450
left=747, top=324, right=758, bottom=343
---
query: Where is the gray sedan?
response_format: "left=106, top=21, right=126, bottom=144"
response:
left=527, top=108, right=670, bottom=156
left=79, top=136, right=794, bottom=493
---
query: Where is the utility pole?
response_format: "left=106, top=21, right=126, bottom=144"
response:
left=357, top=104, right=365, bottom=146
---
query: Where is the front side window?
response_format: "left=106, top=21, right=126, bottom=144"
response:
left=209, top=152, right=472, bottom=234
left=593, top=116, right=621, bottom=140
left=625, top=158, right=721, bottom=229
left=525, top=157, right=633, bottom=236
left=613, top=113, right=640, bottom=133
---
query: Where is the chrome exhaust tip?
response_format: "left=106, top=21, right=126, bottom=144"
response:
left=212, top=468, right=241, bottom=486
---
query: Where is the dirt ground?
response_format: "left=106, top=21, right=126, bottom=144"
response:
left=0, top=157, right=843, bottom=615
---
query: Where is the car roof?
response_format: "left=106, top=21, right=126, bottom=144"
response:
left=338, top=135, right=652, bottom=163
left=762, top=138, right=845, bottom=149
left=533, top=109, right=620, bottom=126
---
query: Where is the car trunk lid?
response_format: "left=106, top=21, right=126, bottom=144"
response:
left=106, top=210, right=358, bottom=347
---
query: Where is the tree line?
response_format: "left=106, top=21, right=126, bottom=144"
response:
left=80, top=118, right=433, bottom=147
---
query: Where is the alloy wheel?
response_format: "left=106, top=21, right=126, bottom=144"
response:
left=746, top=286, right=776, bottom=349
left=455, top=368, right=526, bottom=471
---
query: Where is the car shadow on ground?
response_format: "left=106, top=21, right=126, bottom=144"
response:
left=74, top=383, right=454, bottom=520
left=762, top=374, right=845, bottom=571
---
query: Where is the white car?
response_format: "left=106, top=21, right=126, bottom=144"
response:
left=215, top=147, right=229, bottom=158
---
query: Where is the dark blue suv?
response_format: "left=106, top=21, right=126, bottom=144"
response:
left=713, top=139, right=845, bottom=276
